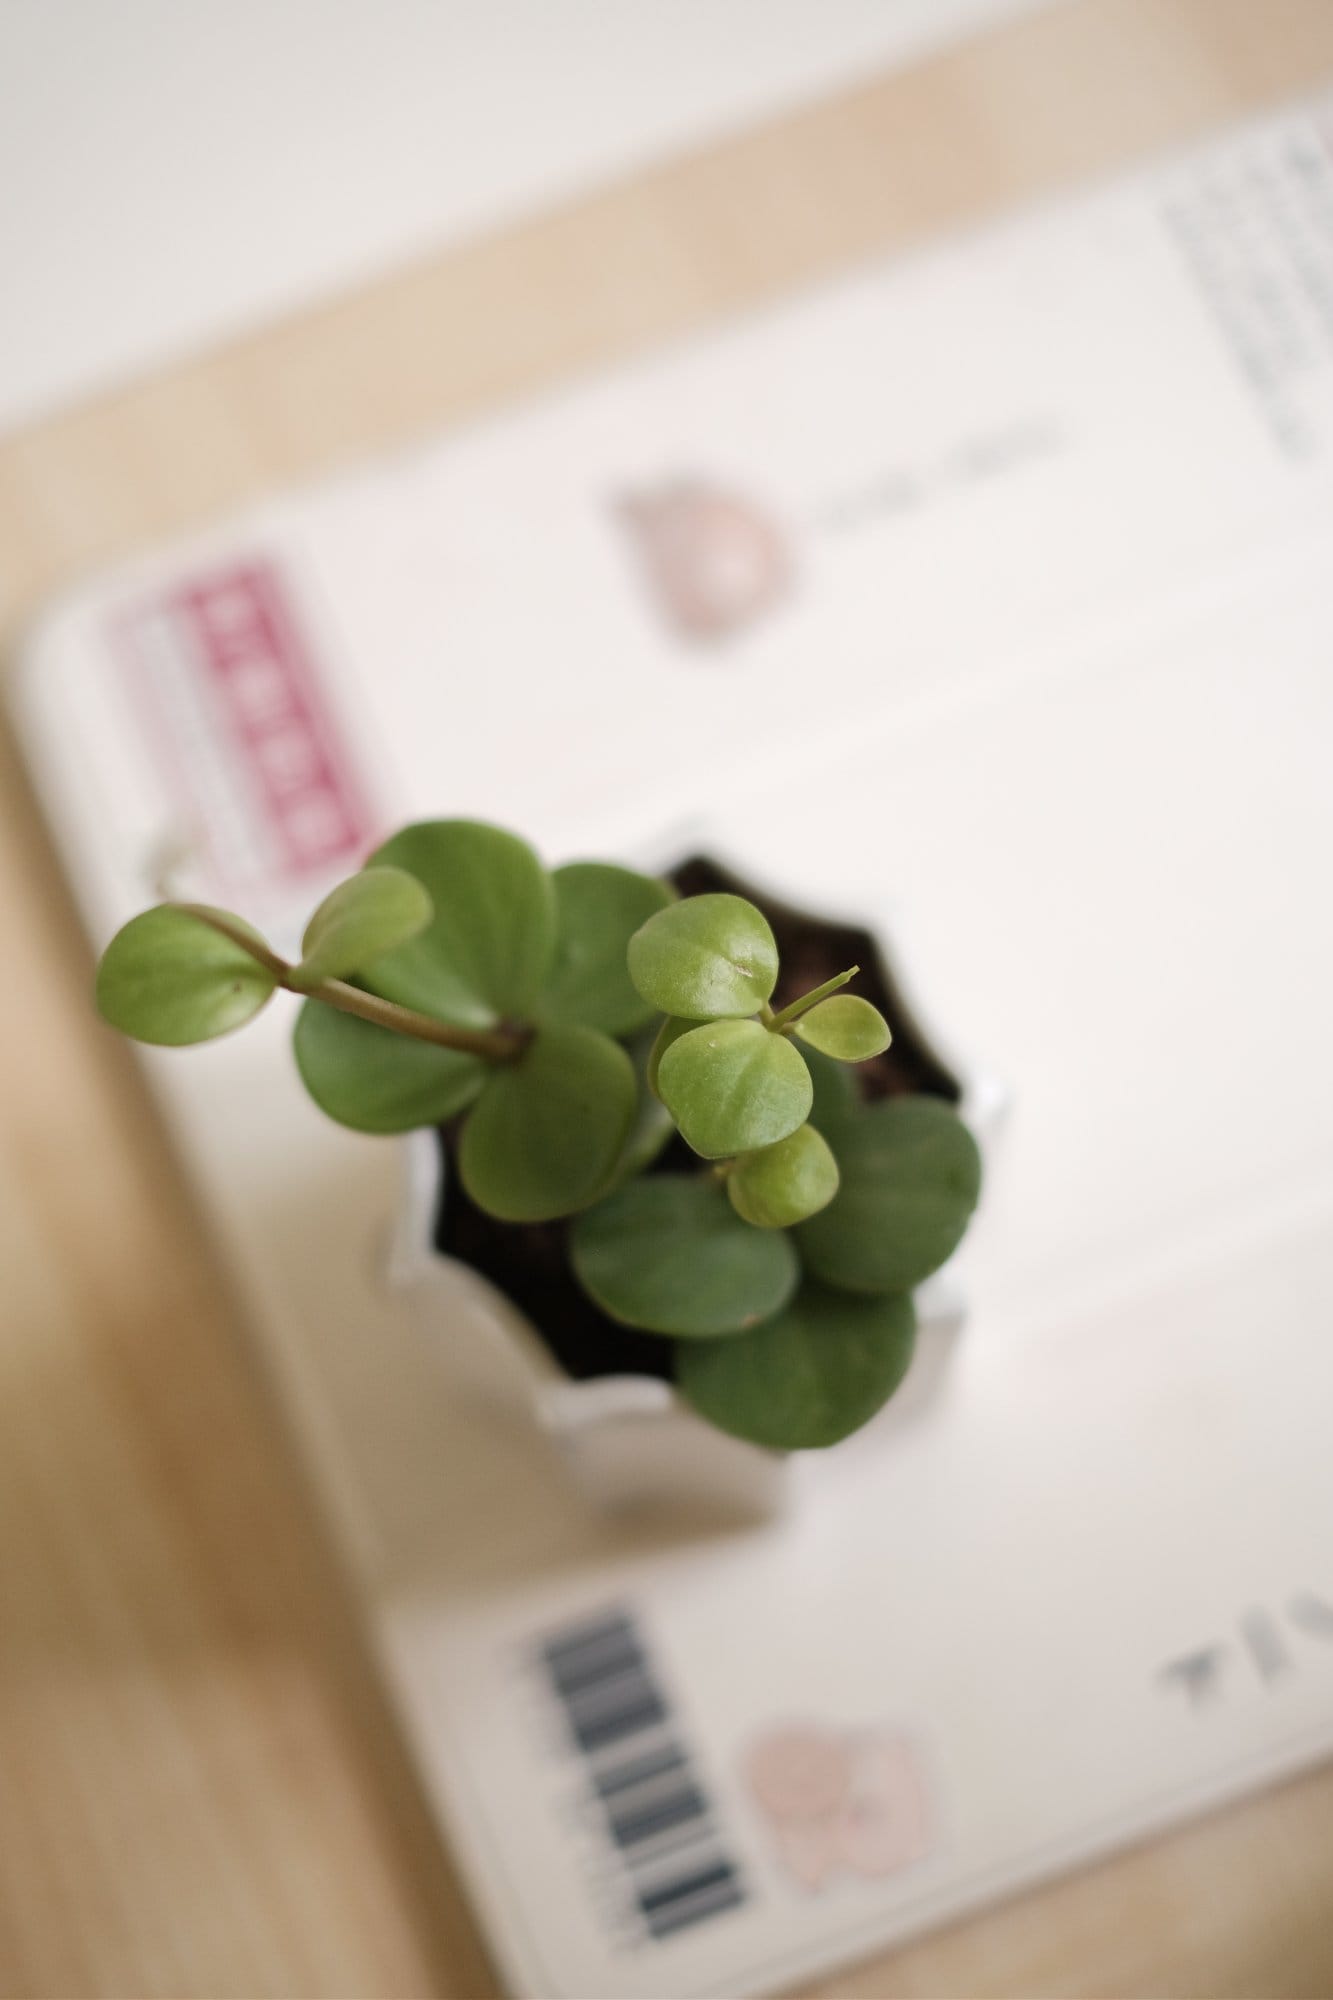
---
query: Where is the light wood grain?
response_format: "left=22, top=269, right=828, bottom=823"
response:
left=3, top=4, right=1333, bottom=1995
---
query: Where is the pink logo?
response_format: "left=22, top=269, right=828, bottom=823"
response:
left=744, top=1721, right=932, bottom=1892
left=615, top=479, right=794, bottom=642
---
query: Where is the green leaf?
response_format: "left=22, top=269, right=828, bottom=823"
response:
left=727, top=1125, right=839, bottom=1230
left=605, top=1033, right=675, bottom=1188
left=362, top=820, right=556, bottom=1027
left=571, top=1176, right=799, bottom=1337
left=292, top=866, right=433, bottom=988
left=646, top=1014, right=694, bottom=1099
left=795, top=993, right=891, bottom=1063
left=540, top=862, right=673, bottom=1036
left=292, top=998, right=485, bottom=1133
left=459, top=1024, right=635, bottom=1221
left=798, top=1096, right=982, bottom=1293
left=657, top=1018, right=813, bottom=1159
left=800, top=1044, right=860, bottom=1133
left=95, top=904, right=277, bottom=1046
left=627, top=893, right=779, bottom=1019
left=676, top=1283, right=916, bottom=1449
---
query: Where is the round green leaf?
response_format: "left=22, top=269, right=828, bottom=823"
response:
left=292, top=866, right=433, bottom=988
left=627, top=893, right=779, bottom=1019
left=362, top=820, right=556, bottom=1027
left=794, top=993, right=891, bottom=1063
left=727, top=1125, right=840, bottom=1230
left=95, top=904, right=277, bottom=1046
left=798, top=1097, right=982, bottom=1293
left=571, top=1176, right=799, bottom=1337
left=646, top=1014, right=694, bottom=1099
left=459, top=1024, right=635, bottom=1221
left=540, top=862, right=673, bottom=1035
left=676, top=1282, right=916, bottom=1449
left=292, top=998, right=486, bottom=1133
left=657, top=1018, right=813, bottom=1159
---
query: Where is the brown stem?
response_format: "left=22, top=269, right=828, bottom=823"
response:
left=177, top=903, right=525, bottom=1062
left=177, top=902, right=291, bottom=978
left=307, top=977, right=525, bottom=1062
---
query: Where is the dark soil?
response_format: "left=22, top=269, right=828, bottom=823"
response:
left=432, top=857, right=960, bottom=1383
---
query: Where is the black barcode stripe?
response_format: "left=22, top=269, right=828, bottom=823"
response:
left=542, top=1609, right=635, bottom=1655
left=536, top=1606, right=747, bottom=1945
left=639, top=1857, right=739, bottom=1916
left=643, top=1866, right=746, bottom=1940
left=546, top=1630, right=645, bottom=1696
left=594, top=1744, right=687, bottom=1799
left=618, top=1815, right=717, bottom=1873
left=550, top=1642, right=644, bottom=1698
left=558, top=1661, right=659, bottom=1718
left=609, top=1784, right=708, bottom=1850
left=572, top=1691, right=668, bottom=1755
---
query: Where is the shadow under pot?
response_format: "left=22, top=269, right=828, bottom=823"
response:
left=388, top=855, right=1003, bottom=1522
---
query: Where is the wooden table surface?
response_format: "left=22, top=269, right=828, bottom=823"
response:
left=3, top=3, right=1333, bottom=1994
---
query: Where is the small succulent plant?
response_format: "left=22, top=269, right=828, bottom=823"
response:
left=95, top=820, right=981, bottom=1450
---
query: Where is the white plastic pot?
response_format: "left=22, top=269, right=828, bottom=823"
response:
left=387, top=855, right=1006, bottom=1522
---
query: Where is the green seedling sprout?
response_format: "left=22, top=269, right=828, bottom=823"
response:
left=95, top=819, right=981, bottom=1450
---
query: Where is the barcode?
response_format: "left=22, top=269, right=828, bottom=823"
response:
left=537, top=1607, right=747, bottom=1942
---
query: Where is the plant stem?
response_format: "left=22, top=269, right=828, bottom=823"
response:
left=308, top=977, right=525, bottom=1061
left=177, top=903, right=525, bottom=1062
left=177, top=903, right=290, bottom=978
left=768, top=964, right=859, bottom=1032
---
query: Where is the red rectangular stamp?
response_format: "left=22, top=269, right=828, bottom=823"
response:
left=116, top=558, right=376, bottom=901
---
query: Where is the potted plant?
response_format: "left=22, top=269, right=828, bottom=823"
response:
left=94, top=819, right=983, bottom=1515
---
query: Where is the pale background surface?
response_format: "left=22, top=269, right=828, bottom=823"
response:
left=3, top=3, right=1333, bottom=1996
left=0, top=0, right=1045, bottom=433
